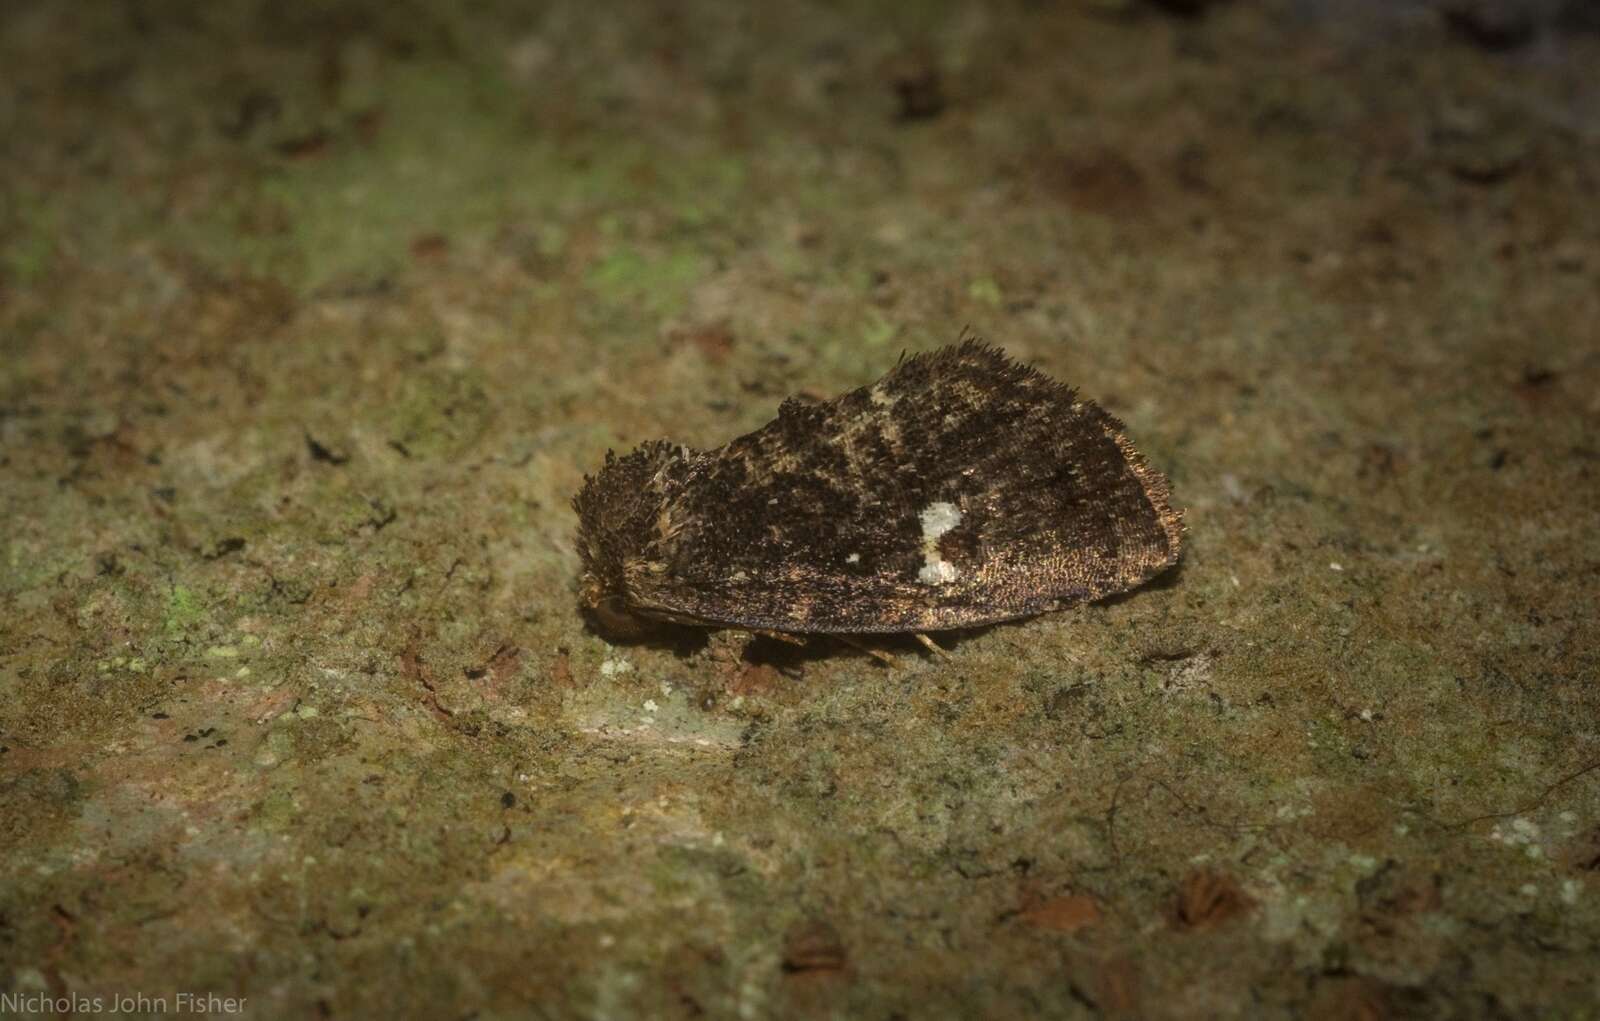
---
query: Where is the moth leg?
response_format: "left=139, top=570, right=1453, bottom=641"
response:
left=704, top=628, right=760, bottom=671
left=751, top=628, right=806, bottom=646
left=836, top=635, right=896, bottom=666
left=913, top=632, right=948, bottom=658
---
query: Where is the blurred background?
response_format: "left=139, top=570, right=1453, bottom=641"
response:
left=3, top=1, right=1598, bottom=1017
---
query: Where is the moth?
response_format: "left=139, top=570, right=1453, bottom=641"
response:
left=573, top=340, right=1182, bottom=642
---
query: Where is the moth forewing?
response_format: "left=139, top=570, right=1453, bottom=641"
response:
left=574, top=339, right=1183, bottom=640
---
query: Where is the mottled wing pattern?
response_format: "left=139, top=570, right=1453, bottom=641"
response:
left=613, top=341, right=1182, bottom=633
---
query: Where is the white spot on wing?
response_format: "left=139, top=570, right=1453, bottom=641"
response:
left=916, top=501, right=962, bottom=585
left=919, top=502, right=961, bottom=540
left=845, top=553, right=860, bottom=564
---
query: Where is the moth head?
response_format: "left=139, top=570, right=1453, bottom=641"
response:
left=571, top=441, right=692, bottom=638
left=578, top=579, right=650, bottom=639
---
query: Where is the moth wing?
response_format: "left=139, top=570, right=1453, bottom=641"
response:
left=623, top=341, right=1182, bottom=633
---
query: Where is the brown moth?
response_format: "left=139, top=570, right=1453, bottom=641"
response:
left=573, top=340, right=1183, bottom=639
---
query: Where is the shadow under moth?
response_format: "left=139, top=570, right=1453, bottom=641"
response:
left=574, top=339, right=1183, bottom=645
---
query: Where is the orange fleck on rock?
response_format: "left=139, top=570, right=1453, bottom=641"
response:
left=548, top=650, right=575, bottom=689
left=275, top=130, right=329, bottom=159
left=1020, top=894, right=1103, bottom=933
left=781, top=919, right=847, bottom=976
left=670, top=322, right=736, bottom=362
left=487, top=644, right=521, bottom=685
left=410, top=233, right=450, bottom=260
left=1173, top=869, right=1254, bottom=929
